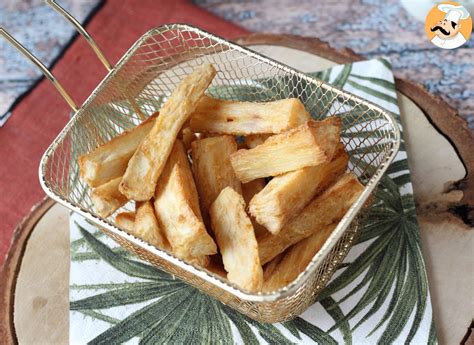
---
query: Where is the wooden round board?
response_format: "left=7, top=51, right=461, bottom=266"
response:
left=1, top=34, right=473, bottom=345
left=0, top=198, right=70, bottom=344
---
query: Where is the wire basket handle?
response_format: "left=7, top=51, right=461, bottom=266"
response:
left=0, top=0, right=112, bottom=112
left=46, top=0, right=112, bottom=71
left=0, top=27, right=79, bottom=111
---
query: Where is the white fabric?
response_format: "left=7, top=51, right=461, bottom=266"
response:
left=431, top=32, right=467, bottom=49
left=438, top=4, right=471, bottom=22
left=445, top=10, right=462, bottom=23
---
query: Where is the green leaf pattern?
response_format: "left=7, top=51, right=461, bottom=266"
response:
left=69, top=58, right=436, bottom=344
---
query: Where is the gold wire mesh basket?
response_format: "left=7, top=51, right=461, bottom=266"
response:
left=3, top=15, right=400, bottom=323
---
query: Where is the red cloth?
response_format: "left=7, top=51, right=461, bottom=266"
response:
left=0, top=0, right=248, bottom=264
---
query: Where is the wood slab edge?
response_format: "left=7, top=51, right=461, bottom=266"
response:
left=0, top=197, right=55, bottom=344
left=236, top=33, right=474, bottom=225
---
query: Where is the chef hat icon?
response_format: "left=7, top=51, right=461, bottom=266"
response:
left=438, top=4, right=471, bottom=24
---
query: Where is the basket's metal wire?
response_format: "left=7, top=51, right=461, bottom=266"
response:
left=46, top=0, right=112, bottom=71
left=32, top=24, right=399, bottom=323
left=0, top=27, right=78, bottom=111
left=0, top=0, right=111, bottom=110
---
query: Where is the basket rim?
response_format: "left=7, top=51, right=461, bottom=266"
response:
left=39, top=23, right=401, bottom=303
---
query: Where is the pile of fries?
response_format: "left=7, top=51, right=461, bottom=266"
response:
left=79, top=64, right=364, bottom=293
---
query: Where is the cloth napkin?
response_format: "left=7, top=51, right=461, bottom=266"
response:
left=69, top=58, right=437, bottom=344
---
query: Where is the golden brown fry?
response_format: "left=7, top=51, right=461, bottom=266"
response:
left=78, top=114, right=157, bottom=187
left=117, top=202, right=208, bottom=267
left=241, top=179, right=266, bottom=205
left=263, top=223, right=337, bottom=292
left=115, top=203, right=208, bottom=267
left=262, top=252, right=285, bottom=282
left=191, top=136, right=242, bottom=220
left=249, top=143, right=348, bottom=234
left=230, top=117, right=341, bottom=183
left=206, top=257, right=227, bottom=278
left=244, top=134, right=271, bottom=149
left=252, top=221, right=269, bottom=239
left=180, top=127, right=197, bottom=151
left=190, top=96, right=310, bottom=135
left=115, top=211, right=135, bottom=232
left=120, top=64, right=217, bottom=201
left=237, top=140, right=247, bottom=150
left=91, top=177, right=128, bottom=218
left=241, top=179, right=268, bottom=238
left=210, top=187, right=263, bottom=292
left=184, top=255, right=210, bottom=268
left=154, top=140, right=217, bottom=258
left=258, top=173, right=364, bottom=264
left=133, top=201, right=169, bottom=249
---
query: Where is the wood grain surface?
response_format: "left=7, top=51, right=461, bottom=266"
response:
left=0, top=197, right=55, bottom=344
